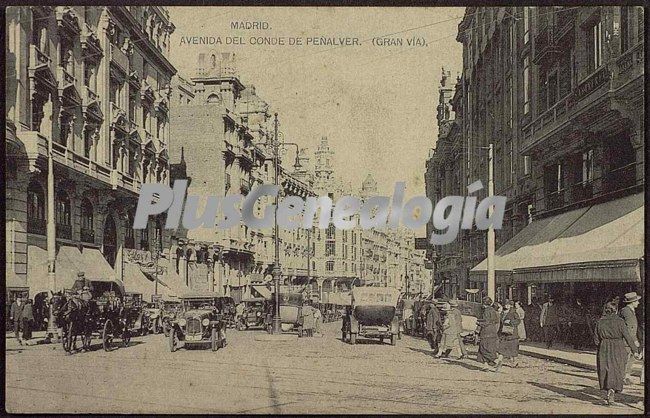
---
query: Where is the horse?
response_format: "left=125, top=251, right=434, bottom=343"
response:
left=50, top=292, right=95, bottom=352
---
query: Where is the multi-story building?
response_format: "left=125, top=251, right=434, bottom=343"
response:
left=5, top=6, right=178, bottom=305
left=428, top=6, right=644, bottom=306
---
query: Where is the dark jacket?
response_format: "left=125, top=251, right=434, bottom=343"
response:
left=619, top=305, right=638, bottom=343
left=10, top=301, right=23, bottom=321
left=594, top=313, right=638, bottom=391
left=22, top=302, right=35, bottom=321
left=477, top=305, right=500, bottom=338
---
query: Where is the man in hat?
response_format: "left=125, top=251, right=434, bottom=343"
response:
left=620, top=291, right=641, bottom=384
left=449, top=299, right=468, bottom=359
left=540, top=295, right=560, bottom=349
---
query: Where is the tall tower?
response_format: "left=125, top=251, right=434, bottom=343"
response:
left=193, top=51, right=244, bottom=109
left=314, top=136, right=334, bottom=191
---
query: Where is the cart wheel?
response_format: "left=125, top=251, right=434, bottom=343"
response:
left=350, top=333, right=357, bottom=345
left=103, top=320, right=113, bottom=352
left=390, top=334, right=397, bottom=346
left=169, top=328, right=177, bottom=352
left=62, top=322, right=73, bottom=353
left=122, top=329, right=131, bottom=347
left=211, top=327, right=218, bottom=351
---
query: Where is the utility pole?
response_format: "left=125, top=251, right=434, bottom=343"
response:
left=46, top=116, right=58, bottom=341
left=271, top=113, right=282, bottom=334
left=487, top=143, right=496, bottom=302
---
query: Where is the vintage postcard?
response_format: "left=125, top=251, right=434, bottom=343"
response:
left=4, top=5, right=645, bottom=414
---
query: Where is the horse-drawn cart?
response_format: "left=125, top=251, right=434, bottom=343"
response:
left=52, top=279, right=132, bottom=353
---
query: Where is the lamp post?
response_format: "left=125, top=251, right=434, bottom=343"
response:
left=265, top=113, right=302, bottom=334
left=46, top=113, right=58, bottom=342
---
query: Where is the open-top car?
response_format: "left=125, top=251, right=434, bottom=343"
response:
left=168, top=292, right=227, bottom=352
left=343, top=286, right=400, bottom=345
left=237, top=298, right=269, bottom=330
left=265, top=292, right=307, bottom=336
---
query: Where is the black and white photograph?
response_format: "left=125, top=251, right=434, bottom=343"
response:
left=3, top=5, right=646, bottom=414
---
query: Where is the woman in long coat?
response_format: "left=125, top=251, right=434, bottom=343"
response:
left=498, top=300, right=521, bottom=367
left=594, top=301, right=640, bottom=405
left=476, top=297, right=502, bottom=370
left=425, top=303, right=442, bottom=354
left=436, top=303, right=461, bottom=358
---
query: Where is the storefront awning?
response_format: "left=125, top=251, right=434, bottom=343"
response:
left=470, top=192, right=644, bottom=284
left=123, top=263, right=173, bottom=303
left=251, top=285, right=272, bottom=299
left=159, top=258, right=191, bottom=297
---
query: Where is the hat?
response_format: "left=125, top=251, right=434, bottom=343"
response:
left=440, top=302, right=451, bottom=311
left=449, top=299, right=459, bottom=307
left=504, top=299, right=513, bottom=307
left=77, top=271, right=85, bottom=277
left=624, top=292, right=641, bottom=304
left=482, top=296, right=493, bottom=306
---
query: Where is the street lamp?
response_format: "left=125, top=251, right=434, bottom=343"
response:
left=262, top=113, right=302, bottom=334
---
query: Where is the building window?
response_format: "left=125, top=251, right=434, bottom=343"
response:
left=326, top=224, right=335, bottom=240
left=326, top=261, right=334, bottom=271
left=524, top=155, right=532, bottom=176
left=27, top=180, right=46, bottom=234
left=56, top=191, right=72, bottom=239
left=586, top=19, right=603, bottom=73
left=80, top=198, right=94, bottom=243
left=582, top=149, right=594, bottom=183
left=523, top=7, right=531, bottom=44
left=620, top=7, right=630, bottom=53
left=326, top=241, right=335, bottom=257
left=523, top=56, right=531, bottom=115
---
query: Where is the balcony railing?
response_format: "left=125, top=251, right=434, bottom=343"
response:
left=29, top=45, right=52, bottom=70
left=604, top=162, right=637, bottom=194
left=57, top=66, right=76, bottom=90
left=569, top=181, right=594, bottom=203
left=83, top=86, right=99, bottom=106
left=110, top=43, right=129, bottom=74
left=545, top=189, right=565, bottom=211
left=613, top=42, right=644, bottom=90
left=80, top=227, right=95, bottom=243
left=27, top=218, right=46, bottom=235
left=533, top=25, right=560, bottom=64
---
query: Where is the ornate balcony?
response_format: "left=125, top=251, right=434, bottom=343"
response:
left=140, top=79, right=155, bottom=103
left=27, top=218, right=47, bottom=235
left=110, top=102, right=129, bottom=133
left=28, top=45, right=56, bottom=90
left=81, top=23, right=103, bottom=60
left=533, top=25, right=561, bottom=64
left=110, top=43, right=129, bottom=74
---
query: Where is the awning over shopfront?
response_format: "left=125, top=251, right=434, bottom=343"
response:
left=251, top=285, right=272, bottom=299
left=6, top=267, right=28, bottom=290
left=470, top=192, right=644, bottom=284
left=159, top=258, right=191, bottom=297
left=27, top=245, right=122, bottom=295
left=123, top=263, right=173, bottom=303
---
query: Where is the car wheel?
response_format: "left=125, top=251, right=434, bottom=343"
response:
left=350, top=333, right=357, bottom=345
left=211, top=327, right=218, bottom=351
left=169, top=328, right=177, bottom=352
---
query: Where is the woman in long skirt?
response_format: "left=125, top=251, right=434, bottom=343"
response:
left=594, top=301, right=640, bottom=405
left=498, top=300, right=521, bottom=368
left=476, top=297, right=502, bottom=371
left=515, top=301, right=526, bottom=341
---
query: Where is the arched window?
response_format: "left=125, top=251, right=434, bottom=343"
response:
left=80, top=198, right=94, bottom=243
left=27, top=180, right=46, bottom=234
left=124, top=211, right=135, bottom=249
left=211, top=54, right=217, bottom=68
left=55, top=191, right=72, bottom=239
left=206, top=93, right=220, bottom=104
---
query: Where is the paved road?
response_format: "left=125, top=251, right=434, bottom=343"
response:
left=5, top=322, right=644, bottom=414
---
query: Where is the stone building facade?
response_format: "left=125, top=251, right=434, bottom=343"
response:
left=5, top=6, right=177, bottom=303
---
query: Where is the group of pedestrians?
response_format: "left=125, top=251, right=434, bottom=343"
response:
left=475, top=297, right=523, bottom=372
left=9, top=296, right=36, bottom=345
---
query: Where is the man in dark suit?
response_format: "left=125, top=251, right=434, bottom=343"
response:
left=620, top=291, right=641, bottom=384
left=10, top=296, right=24, bottom=345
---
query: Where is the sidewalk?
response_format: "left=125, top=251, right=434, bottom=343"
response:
left=520, top=342, right=644, bottom=378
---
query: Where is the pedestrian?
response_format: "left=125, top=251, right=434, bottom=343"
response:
left=619, top=291, right=641, bottom=384
left=498, top=300, right=521, bottom=368
left=22, top=299, right=35, bottom=341
left=525, top=298, right=542, bottom=342
left=570, top=298, right=590, bottom=350
left=594, top=301, right=640, bottom=406
left=10, top=296, right=24, bottom=345
left=436, top=303, right=461, bottom=358
left=313, top=306, right=322, bottom=335
left=235, top=301, right=245, bottom=326
left=476, top=296, right=503, bottom=371
left=540, top=296, right=560, bottom=349
left=425, top=303, right=442, bottom=354
left=514, top=301, right=526, bottom=342
left=449, top=299, right=467, bottom=359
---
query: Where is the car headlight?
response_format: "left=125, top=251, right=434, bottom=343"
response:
left=256, top=311, right=261, bottom=317
left=202, top=318, right=210, bottom=326
left=178, top=318, right=186, bottom=326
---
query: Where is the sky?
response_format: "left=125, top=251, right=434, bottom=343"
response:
left=168, top=7, right=464, bottom=201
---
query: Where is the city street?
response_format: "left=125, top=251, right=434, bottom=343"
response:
left=5, top=322, right=644, bottom=414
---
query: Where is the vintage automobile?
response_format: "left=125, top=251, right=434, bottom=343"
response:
left=237, top=298, right=269, bottom=330
left=124, top=292, right=150, bottom=336
left=168, top=292, right=227, bottom=352
left=342, top=287, right=400, bottom=345
left=264, top=292, right=307, bottom=336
